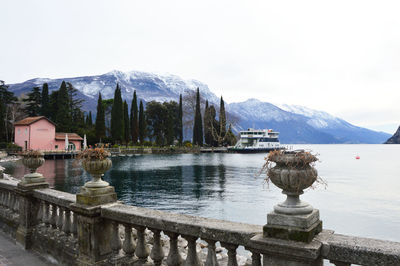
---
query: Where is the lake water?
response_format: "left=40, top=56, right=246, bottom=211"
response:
left=2, top=144, right=400, bottom=243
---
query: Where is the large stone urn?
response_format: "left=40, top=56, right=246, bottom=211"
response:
left=263, top=150, right=322, bottom=243
left=21, top=151, right=46, bottom=184
left=76, top=150, right=117, bottom=206
left=82, top=158, right=112, bottom=188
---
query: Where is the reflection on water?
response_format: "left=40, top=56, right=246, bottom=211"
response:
left=2, top=145, right=400, bottom=242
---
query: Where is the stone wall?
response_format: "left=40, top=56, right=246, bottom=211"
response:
left=0, top=165, right=400, bottom=265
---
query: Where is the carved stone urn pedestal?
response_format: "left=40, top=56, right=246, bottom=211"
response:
left=76, top=157, right=117, bottom=206
left=71, top=153, right=117, bottom=265
left=263, top=150, right=322, bottom=243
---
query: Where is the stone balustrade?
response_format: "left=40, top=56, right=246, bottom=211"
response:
left=0, top=157, right=400, bottom=265
left=0, top=179, right=19, bottom=237
left=101, top=203, right=263, bottom=265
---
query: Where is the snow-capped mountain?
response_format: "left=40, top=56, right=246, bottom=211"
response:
left=226, top=99, right=389, bottom=143
left=8, top=70, right=390, bottom=144
left=9, top=70, right=220, bottom=111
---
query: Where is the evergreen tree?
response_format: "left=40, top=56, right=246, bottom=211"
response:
left=146, top=101, right=167, bottom=145
left=66, top=82, right=84, bottom=112
left=23, top=87, right=42, bottom=116
left=138, top=100, right=146, bottom=145
left=48, top=90, right=59, bottom=122
left=0, top=100, right=3, bottom=142
left=225, top=124, right=237, bottom=146
left=55, top=81, right=72, bottom=132
left=41, top=83, right=50, bottom=117
left=130, top=91, right=138, bottom=144
left=164, top=101, right=178, bottom=145
left=123, top=100, right=130, bottom=144
left=0, top=81, right=17, bottom=142
left=87, top=111, right=93, bottom=126
left=178, top=94, right=183, bottom=145
left=192, top=88, right=203, bottom=146
left=95, top=93, right=106, bottom=141
left=111, top=84, right=124, bottom=143
left=219, top=96, right=226, bottom=139
left=204, top=100, right=212, bottom=146
left=205, top=105, right=219, bottom=147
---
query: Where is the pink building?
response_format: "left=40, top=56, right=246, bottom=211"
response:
left=14, top=116, right=83, bottom=151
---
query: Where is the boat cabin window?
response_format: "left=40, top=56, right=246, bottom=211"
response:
left=259, top=138, right=279, bottom=142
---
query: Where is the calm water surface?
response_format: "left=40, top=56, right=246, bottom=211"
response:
left=2, top=144, right=400, bottom=242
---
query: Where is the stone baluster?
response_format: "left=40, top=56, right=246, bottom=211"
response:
left=150, top=229, right=165, bottom=266
left=12, top=194, right=19, bottom=212
left=57, top=206, right=64, bottom=232
left=6, top=191, right=11, bottom=209
left=248, top=249, right=261, bottom=266
left=0, top=190, right=4, bottom=206
left=50, top=203, right=57, bottom=229
left=205, top=239, right=219, bottom=266
left=134, top=225, right=150, bottom=263
left=122, top=224, right=135, bottom=257
left=63, top=209, right=72, bottom=236
left=44, top=201, right=51, bottom=227
left=183, top=235, right=201, bottom=266
left=110, top=221, right=121, bottom=256
left=3, top=191, right=7, bottom=208
left=330, top=260, right=351, bottom=266
left=71, top=212, right=77, bottom=238
left=36, top=201, right=43, bottom=222
left=166, top=232, right=183, bottom=266
left=9, top=193, right=15, bottom=212
left=222, top=243, right=238, bottom=266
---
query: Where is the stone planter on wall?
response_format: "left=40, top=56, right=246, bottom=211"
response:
left=82, top=158, right=112, bottom=188
left=75, top=149, right=117, bottom=206
left=21, top=151, right=46, bottom=184
left=267, top=150, right=318, bottom=215
left=263, top=150, right=322, bottom=243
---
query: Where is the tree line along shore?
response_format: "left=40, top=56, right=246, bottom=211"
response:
left=0, top=80, right=237, bottom=150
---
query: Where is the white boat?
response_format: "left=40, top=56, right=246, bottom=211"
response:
left=229, top=128, right=284, bottom=153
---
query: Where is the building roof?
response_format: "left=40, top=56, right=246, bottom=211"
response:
left=14, top=116, right=56, bottom=126
left=55, top=133, right=83, bottom=141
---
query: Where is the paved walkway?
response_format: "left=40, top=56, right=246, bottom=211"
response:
left=0, top=231, right=56, bottom=266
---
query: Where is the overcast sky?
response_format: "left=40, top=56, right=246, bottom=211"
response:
left=1, top=1, right=400, bottom=133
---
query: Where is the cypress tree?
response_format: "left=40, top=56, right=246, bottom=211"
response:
left=23, top=87, right=42, bottom=116
left=192, top=88, right=203, bottom=146
left=111, top=84, right=124, bottom=143
left=130, top=91, right=138, bottom=144
left=55, top=81, right=71, bottom=132
left=164, top=101, right=178, bottom=146
left=95, top=93, right=106, bottom=141
left=138, top=100, right=146, bottom=145
left=204, top=100, right=212, bottom=146
left=48, top=90, right=59, bottom=122
left=87, top=111, right=93, bottom=126
left=0, top=100, right=3, bottom=142
left=41, top=83, right=49, bottom=117
left=219, top=96, right=227, bottom=140
left=0, top=81, right=17, bottom=142
left=178, top=94, right=183, bottom=145
left=123, top=100, right=130, bottom=144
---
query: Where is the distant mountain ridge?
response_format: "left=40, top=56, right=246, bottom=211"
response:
left=7, top=70, right=390, bottom=144
left=384, top=126, right=400, bottom=144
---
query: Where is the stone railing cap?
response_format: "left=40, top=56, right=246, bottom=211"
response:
left=101, top=203, right=262, bottom=246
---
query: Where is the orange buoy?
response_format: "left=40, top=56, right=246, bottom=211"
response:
left=355, top=156, right=360, bottom=160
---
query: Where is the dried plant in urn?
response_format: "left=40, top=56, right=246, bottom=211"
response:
left=77, top=147, right=112, bottom=188
left=261, top=149, right=325, bottom=243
